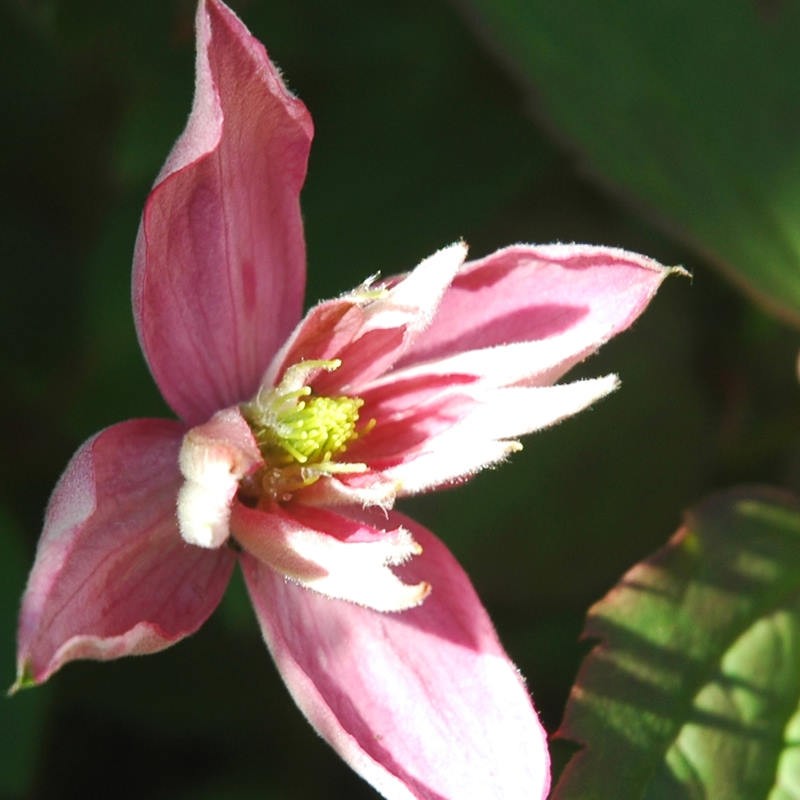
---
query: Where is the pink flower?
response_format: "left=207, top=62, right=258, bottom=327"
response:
left=12, top=1, right=677, bottom=797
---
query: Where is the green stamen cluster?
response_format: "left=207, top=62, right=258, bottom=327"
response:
left=255, top=387, right=363, bottom=466
left=241, top=361, right=369, bottom=492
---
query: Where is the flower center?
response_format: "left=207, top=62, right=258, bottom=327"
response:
left=240, top=360, right=370, bottom=501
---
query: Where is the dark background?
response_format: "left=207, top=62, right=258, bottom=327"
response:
left=3, top=0, right=799, bottom=797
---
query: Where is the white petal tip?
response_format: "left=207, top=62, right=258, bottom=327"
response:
left=391, top=580, right=432, bottom=611
left=177, top=481, right=231, bottom=549
left=365, top=578, right=431, bottom=613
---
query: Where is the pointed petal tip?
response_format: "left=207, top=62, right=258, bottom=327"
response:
left=668, top=263, right=691, bottom=280
left=597, top=372, right=621, bottom=395
left=446, top=239, right=469, bottom=259
left=7, top=661, right=37, bottom=697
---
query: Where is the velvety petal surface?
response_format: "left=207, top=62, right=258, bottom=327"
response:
left=241, top=509, right=550, bottom=800
left=15, top=419, right=236, bottom=688
left=133, top=0, right=313, bottom=425
left=398, top=244, right=679, bottom=385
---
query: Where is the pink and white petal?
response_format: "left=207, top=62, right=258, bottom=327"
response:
left=370, top=241, right=467, bottom=337
left=133, top=0, right=313, bottom=425
left=310, top=243, right=467, bottom=395
left=380, top=376, right=618, bottom=495
left=344, top=371, right=478, bottom=465
left=177, top=407, right=263, bottom=548
left=298, top=471, right=400, bottom=510
left=14, top=419, right=235, bottom=690
left=232, top=503, right=429, bottom=611
left=383, top=439, right=522, bottom=496
left=368, top=335, right=613, bottom=392
left=458, top=375, right=619, bottom=441
left=398, top=243, right=680, bottom=385
left=347, top=386, right=475, bottom=466
left=241, top=510, right=550, bottom=800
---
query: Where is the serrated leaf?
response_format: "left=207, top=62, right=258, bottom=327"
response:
left=462, top=0, right=800, bottom=327
left=554, top=487, right=800, bottom=800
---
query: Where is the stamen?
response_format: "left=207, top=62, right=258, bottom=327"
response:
left=240, top=359, right=372, bottom=500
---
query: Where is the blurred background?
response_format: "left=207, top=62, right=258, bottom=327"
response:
left=3, top=0, right=800, bottom=797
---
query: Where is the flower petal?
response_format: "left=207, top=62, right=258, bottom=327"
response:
left=133, top=0, right=313, bottom=425
left=177, top=407, right=263, bottom=548
left=14, top=419, right=235, bottom=689
left=231, top=503, right=428, bottom=611
left=298, top=470, right=400, bottom=510
left=347, top=365, right=616, bottom=494
left=398, top=243, right=681, bottom=385
left=460, top=376, right=620, bottom=439
left=240, top=509, right=550, bottom=800
left=382, top=376, right=618, bottom=494
left=274, top=243, right=467, bottom=395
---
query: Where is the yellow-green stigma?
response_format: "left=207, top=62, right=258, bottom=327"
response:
left=240, top=360, right=370, bottom=498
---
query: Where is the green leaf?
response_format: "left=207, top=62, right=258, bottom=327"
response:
left=554, top=487, right=800, bottom=800
left=463, top=0, right=800, bottom=326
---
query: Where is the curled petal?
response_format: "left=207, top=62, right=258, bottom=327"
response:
left=241, top=510, right=550, bottom=800
left=177, top=407, right=263, bottom=548
left=133, top=0, right=313, bottom=424
left=231, top=503, right=429, bottom=611
left=14, top=420, right=235, bottom=689
left=398, top=243, right=681, bottom=384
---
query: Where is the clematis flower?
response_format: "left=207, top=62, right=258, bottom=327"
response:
left=12, top=1, right=678, bottom=797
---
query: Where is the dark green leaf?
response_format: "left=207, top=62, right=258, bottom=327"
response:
left=463, top=0, right=800, bottom=326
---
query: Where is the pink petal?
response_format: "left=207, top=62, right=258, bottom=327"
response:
left=14, top=419, right=235, bottom=689
left=133, top=0, right=313, bottom=425
left=268, top=243, right=467, bottom=396
left=319, top=243, right=467, bottom=392
left=232, top=502, right=429, bottom=611
left=398, top=244, right=679, bottom=385
left=381, top=376, right=619, bottom=494
left=241, top=509, right=550, bottom=799
left=347, top=368, right=617, bottom=493
left=262, top=297, right=367, bottom=389
left=348, top=372, right=479, bottom=465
